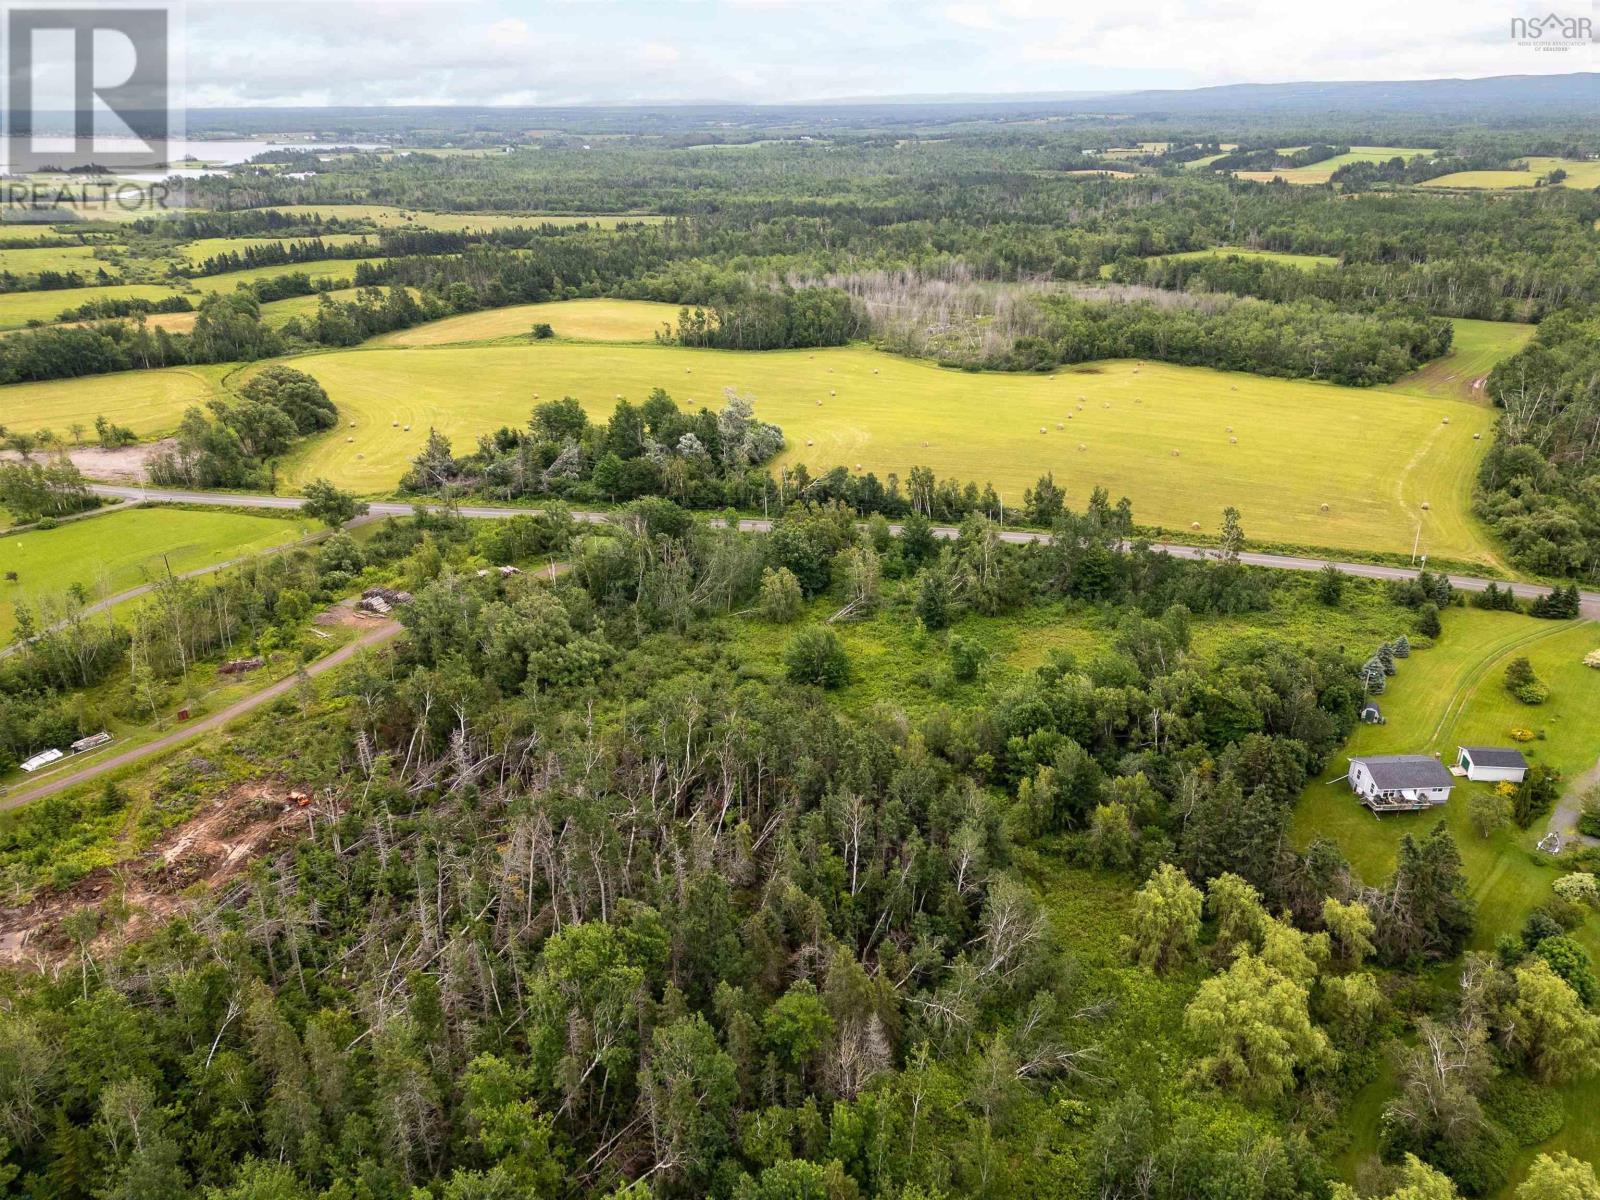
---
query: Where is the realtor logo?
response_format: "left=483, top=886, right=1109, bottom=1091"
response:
left=1509, top=11, right=1594, bottom=52
left=2, top=4, right=176, bottom=174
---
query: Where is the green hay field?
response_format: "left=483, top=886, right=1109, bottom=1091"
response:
left=243, top=340, right=1498, bottom=560
left=259, top=204, right=664, bottom=230
left=1235, top=146, right=1434, bottom=184
left=1389, top=318, right=1535, bottom=402
left=1420, top=157, right=1600, bottom=190
left=377, top=298, right=682, bottom=346
left=0, top=366, right=220, bottom=436
left=189, top=257, right=385, bottom=295
left=0, top=244, right=119, bottom=278
left=178, top=233, right=375, bottom=263
left=0, top=283, right=179, bottom=330
left=0, top=506, right=310, bottom=640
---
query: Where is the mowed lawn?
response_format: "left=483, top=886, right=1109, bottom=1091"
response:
left=0, top=506, right=310, bottom=640
left=377, top=298, right=682, bottom=346
left=1389, top=318, right=1535, bottom=402
left=1290, top=610, right=1600, bottom=954
left=261, top=341, right=1499, bottom=559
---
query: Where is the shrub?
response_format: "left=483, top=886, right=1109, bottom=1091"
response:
left=783, top=626, right=849, bottom=688
left=949, top=636, right=986, bottom=683
left=1414, top=602, right=1441, bottom=638
left=757, top=567, right=804, bottom=623
left=1504, top=657, right=1548, bottom=705
left=1509, top=727, right=1535, bottom=742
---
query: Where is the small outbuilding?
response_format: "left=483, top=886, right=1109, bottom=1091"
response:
left=1359, top=699, right=1384, bottom=725
left=1348, top=754, right=1454, bottom=812
left=1455, top=746, right=1529, bottom=784
left=19, top=748, right=64, bottom=773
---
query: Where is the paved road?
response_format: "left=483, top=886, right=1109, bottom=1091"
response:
left=0, top=618, right=401, bottom=811
left=93, top=485, right=1600, bottom=620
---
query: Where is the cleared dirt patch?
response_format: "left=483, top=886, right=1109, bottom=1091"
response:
left=0, top=780, right=328, bottom=966
left=0, top=439, right=173, bottom=483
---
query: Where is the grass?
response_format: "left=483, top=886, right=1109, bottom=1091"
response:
left=0, top=365, right=221, bottom=437
left=178, top=233, right=375, bottom=263
left=0, top=244, right=119, bottom=278
left=1234, top=146, right=1434, bottom=185
left=1289, top=610, right=1600, bottom=954
left=1420, top=157, right=1600, bottom=190
left=255, top=341, right=1500, bottom=562
left=376, top=298, right=682, bottom=346
left=1389, top=319, right=1536, bottom=402
left=258, top=204, right=665, bottom=230
left=0, top=506, right=311, bottom=640
left=1163, top=247, right=1337, bottom=268
left=0, top=283, right=180, bottom=330
left=189, top=257, right=385, bottom=294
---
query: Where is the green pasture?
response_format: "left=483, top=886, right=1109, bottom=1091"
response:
left=0, top=506, right=310, bottom=640
left=239, top=339, right=1498, bottom=561
left=1160, top=247, right=1337, bottom=268
left=377, top=297, right=682, bottom=345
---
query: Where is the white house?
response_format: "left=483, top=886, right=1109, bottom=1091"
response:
left=1348, top=754, right=1455, bottom=812
left=1456, top=746, right=1529, bottom=784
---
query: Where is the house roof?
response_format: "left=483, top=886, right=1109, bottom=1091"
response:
left=1360, top=699, right=1382, bottom=712
left=1351, top=755, right=1454, bottom=790
left=1460, top=746, right=1529, bottom=770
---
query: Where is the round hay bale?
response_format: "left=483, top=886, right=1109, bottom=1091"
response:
left=346, top=436, right=353, bottom=443
left=1473, top=432, right=1481, bottom=440
left=685, top=368, right=691, bottom=374
left=806, top=439, right=814, bottom=447
left=1442, top=416, right=1450, bottom=425
left=357, top=453, right=364, bottom=460
left=1079, top=395, right=1086, bottom=402
left=855, top=463, right=862, bottom=469
left=1067, top=413, right=1073, bottom=420
left=1040, top=427, right=1047, bottom=434
left=816, top=399, right=822, bottom=406
left=404, top=425, right=411, bottom=432
left=392, top=421, right=398, bottom=427
left=615, top=393, right=622, bottom=400
left=349, top=420, right=356, bottom=427
left=1077, top=443, right=1087, bottom=451
left=1056, top=422, right=1063, bottom=429
left=830, top=389, right=836, bottom=396
left=1226, top=426, right=1233, bottom=432
left=1319, top=503, right=1330, bottom=513
left=1191, top=521, right=1202, bottom=530
left=1171, top=449, right=1180, bottom=457
left=1420, top=501, right=1431, bottom=510
left=873, top=368, right=879, bottom=374
left=1231, top=385, right=1237, bottom=391
left=1229, top=436, right=1238, bottom=444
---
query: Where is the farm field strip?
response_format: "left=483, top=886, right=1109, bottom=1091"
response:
left=254, top=340, right=1499, bottom=561
left=376, top=297, right=682, bottom=345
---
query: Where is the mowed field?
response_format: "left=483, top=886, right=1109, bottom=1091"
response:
left=377, top=298, right=682, bottom=346
left=252, top=340, right=1498, bottom=559
left=1419, top=156, right=1600, bottom=190
left=190, top=257, right=385, bottom=294
left=0, top=506, right=309, bottom=640
left=0, top=366, right=222, bottom=435
left=1389, top=318, right=1535, bottom=401
left=1235, top=146, right=1434, bottom=184
left=259, top=204, right=665, bottom=230
left=178, top=234, right=376, bottom=263
left=0, top=244, right=119, bottom=278
left=1160, top=247, right=1338, bottom=268
left=0, top=283, right=178, bottom=330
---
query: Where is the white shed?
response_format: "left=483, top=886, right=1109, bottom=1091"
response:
left=1456, top=746, right=1529, bottom=784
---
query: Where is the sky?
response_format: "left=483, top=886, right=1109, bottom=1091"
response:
left=182, top=0, right=1598, bottom=107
